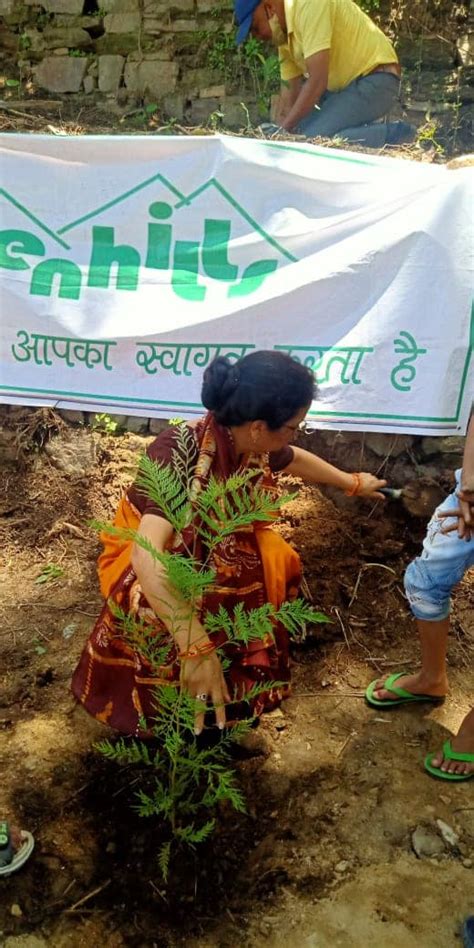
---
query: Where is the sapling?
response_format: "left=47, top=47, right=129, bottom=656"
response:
left=93, top=425, right=327, bottom=880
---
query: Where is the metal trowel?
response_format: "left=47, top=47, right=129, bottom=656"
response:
left=379, top=479, right=446, bottom=517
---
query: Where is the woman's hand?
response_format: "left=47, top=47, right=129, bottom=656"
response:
left=357, top=472, right=388, bottom=499
left=181, top=652, right=231, bottom=735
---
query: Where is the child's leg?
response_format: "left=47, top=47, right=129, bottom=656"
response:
left=374, top=472, right=474, bottom=700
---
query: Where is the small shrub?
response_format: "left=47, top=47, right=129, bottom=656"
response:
left=92, top=427, right=328, bottom=880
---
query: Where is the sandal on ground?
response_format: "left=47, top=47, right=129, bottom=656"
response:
left=365, top=672, right=445, bottom=709
left=424, top=740, right=474, bottom=782
left=0, top=822, right=35, bottom=877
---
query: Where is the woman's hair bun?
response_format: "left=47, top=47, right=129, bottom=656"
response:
left=201, top=350, right=316, bottom=430
left=201, top=356, right=240, bottom=411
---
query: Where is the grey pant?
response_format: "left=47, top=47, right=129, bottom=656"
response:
left=295, top=72, right=401, bottom=147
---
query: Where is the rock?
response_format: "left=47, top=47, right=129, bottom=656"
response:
left=421, top=435, right=465, bottom=457
left=34, top=56, right=88, bottom=93
left=397, top=35, right=456, bottom=69
left=447, top=154, right=474, bottom=170
left=83, top=75, right=94, bottom=94
left=221, top=95, right=260, bottom=128
left=412, top=824, right=445, bottom=858
left=98, top=54, right=124, bottom=92
left=144, top=0, right=194, bottom=11
left=0, top=428, right=19, bottom=464
left=44, top=430, right=96, bottom=477
left=124, top=60, right=179, bottom=97
left=104, top=13, right=140, bottom=33
left=128, top=49, right=172, bottom=61
left=364, top=433, right=413, bottom=458
left=20, top=29, right=45, bottom=53
left=125, top=416, right=150, bottom=434
left=0, top=0, right=13, bottom=12
left=43, top=27, right=92, bottom=49
left=458, top=33, right=474, bottom=67
left=57, top=409, right=85, bottom=425
left=149, top=419, right=171, bottom=436
left=335, top=860, right=350, bottom=873
left=160, top=19, right=198, bottom=31
left=436, top=819, right=460, bottom=849
left=162, top=92, right=186, bottom=122
left=95, top=33, right=142, bottom=55
left=463, top=859, right=473, bottom=869
left=102, top=0, right=140, bottom=8
left=200, top=84, right=226, bottom=99
left=10, top=904, right=23, bottom=917
left=41, top=0, right=85, bottom=12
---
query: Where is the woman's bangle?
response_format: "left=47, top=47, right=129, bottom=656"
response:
left=178, top=640, right=215, bottom=660
left=344, top=472, right=361, bottom=497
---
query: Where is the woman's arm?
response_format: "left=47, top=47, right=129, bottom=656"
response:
left=132, top=513, right=209, bottom=653
left=284, top=446, right=387, bottom=498
left=131, top=514, right=230, bottom=731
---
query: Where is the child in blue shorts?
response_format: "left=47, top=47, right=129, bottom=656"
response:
left=366, top=412, right=474, bottom=780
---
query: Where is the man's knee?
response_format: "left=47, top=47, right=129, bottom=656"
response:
left=404, top=559, right=451, bottom=622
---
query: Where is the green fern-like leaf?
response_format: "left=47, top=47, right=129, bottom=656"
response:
left=195, top=472, right=294, bottom=547
left=94, top=737, right=154, bottom=766
left=134, top=454, right=191, bottom=532
left=275, top=599, right=330, bottom=636
left=175, top=819, right=216, bottom=845
left=158, top=840, right=172, bottom=882
left=170, top=423, right=198, bottom=494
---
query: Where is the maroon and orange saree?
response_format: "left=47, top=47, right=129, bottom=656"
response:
left=71, top=413, right=301, bottom=735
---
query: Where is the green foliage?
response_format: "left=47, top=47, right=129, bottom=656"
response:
left=205, top=32, right=281, bottom=118
left=416, top=118, right=445, bottom=155
left=93, top=433, right=328, bottom=879
left=355, top=0, right=380, bottom=12
left=68, top=48, right=86, bottom=57
left=92, top=412, right=119, bottom=434
left=35, top=563, right=64, bottom=584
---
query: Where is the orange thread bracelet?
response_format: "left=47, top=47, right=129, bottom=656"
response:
left=344, top=472, right=361, bottom=497
left=179, top=641, right=215, bottom=660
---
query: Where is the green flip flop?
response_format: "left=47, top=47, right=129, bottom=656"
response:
left=425, top=740, right=474, bottom=781
left=365, top=672, right=445, bottom=709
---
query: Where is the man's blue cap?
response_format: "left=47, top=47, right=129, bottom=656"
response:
left=234, top=0, right=260, bottom=44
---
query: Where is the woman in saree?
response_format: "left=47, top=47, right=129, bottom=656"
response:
left=72, top=351, right=386, bottom=736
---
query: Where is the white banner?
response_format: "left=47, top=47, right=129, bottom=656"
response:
left=0, top=133, right=472, bottom=434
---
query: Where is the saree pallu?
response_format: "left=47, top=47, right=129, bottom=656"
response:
left=71, top=415, right=301, bottom=735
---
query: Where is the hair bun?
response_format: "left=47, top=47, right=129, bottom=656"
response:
left=201, top=356, right=240, bottom=411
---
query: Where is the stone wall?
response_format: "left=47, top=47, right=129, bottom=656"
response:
left=0, top=406, right=465, bottom=515
left=0, top=0, right=472, bottom=139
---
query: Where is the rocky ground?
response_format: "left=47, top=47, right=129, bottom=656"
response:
left=0, top=417, right=473, bottom=947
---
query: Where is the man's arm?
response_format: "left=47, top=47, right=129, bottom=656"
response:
left=280, top=50, right=329, bottom=131
left=275, top=76, right=303, bottom=124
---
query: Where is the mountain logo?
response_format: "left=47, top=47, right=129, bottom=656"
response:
left=0, top=173, right=297, bottom=304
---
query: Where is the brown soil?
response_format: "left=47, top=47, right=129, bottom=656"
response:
left=1, top=421, right=473, bottom=948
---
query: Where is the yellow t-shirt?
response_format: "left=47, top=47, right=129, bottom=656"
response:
left=279, top=0, right=398, bottom=92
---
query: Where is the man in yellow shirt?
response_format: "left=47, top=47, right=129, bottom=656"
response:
left=234, top=0, right=414, bottom=147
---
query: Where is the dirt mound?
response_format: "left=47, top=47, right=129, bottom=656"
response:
left=0, top=426, right=472, bottom=947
